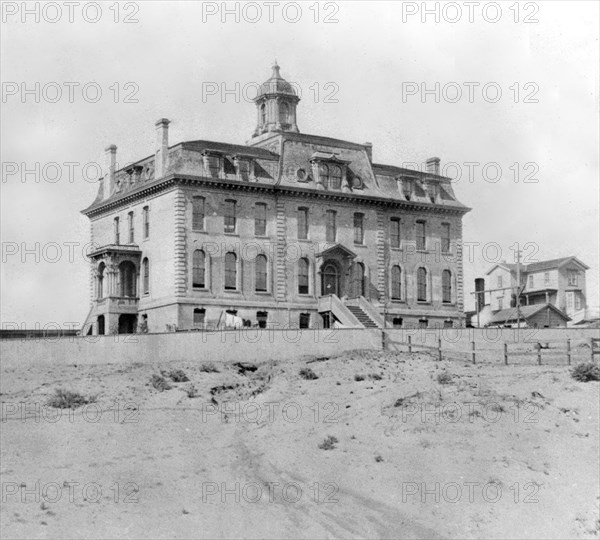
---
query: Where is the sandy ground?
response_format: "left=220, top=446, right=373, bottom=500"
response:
left=1, top=350, right=599, bottom=539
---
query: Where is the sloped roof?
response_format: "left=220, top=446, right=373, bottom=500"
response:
left=487, top=256, right=589, bottom=276
left=489, top=303, right=570, bottom=324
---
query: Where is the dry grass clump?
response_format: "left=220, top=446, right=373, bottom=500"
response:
left=571, top=362, right=600, bottom=382
left=47, top=389, right=95, bottom=409
left=299, top=367, right=319, bottom=380
left=150, top=374, right=172, bottom=392
left=318, top=435, right=338, bottom=450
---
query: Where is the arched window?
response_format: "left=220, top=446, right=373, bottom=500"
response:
left=298, top=258, right=309, bottom=294
left=97, top=262, right=105, bottom=299
left=260, top=103, right=266, bottom=125
left=442, top=270, right=452, bottom=303
left=193, top=250, right=205, bottom=289
left=255, top=254, right=267, bottom=292
left=192, top=197, right=205, bottom=231
left=142, top=258, right=149, bottom=295
left=279, top=102, right=289, bottom=124
left=319, top=163, right=329, bottom=188
left=354, top=262, right=365, bottom=297
left=224, top=252, right=237, bottom=290
left=119, top=261, right=136, bottom=298
left=391, top=265, right=402, bottom=300
left=417, top=267, right=427, bottom=302
left=330, top=165, right=342, bottom=190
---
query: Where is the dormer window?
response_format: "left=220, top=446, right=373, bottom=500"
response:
left=203, top=154, right=221, bottom=178
left=402, top=177, right=413, bottom=200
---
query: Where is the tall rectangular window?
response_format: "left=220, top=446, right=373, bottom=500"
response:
left=299, top=313, right=310, bottom=329
left=298, top=258, right=309, bottom=294
left=354, top=213, right=364, bottom=244
left=192, top=197, right=205, bottom=231
left=255, top=203, right=267, bottom=236
left=442, top=270, right=452, bottom=303
left=224, top=252, right=237, bottom=290
left=297, top=207, right=308, bottom=240
left=255, top=255, right=268, bottom=292
left=224, top=200, right=236, bottom=234
left=326, top=210, right=336, bottom=242
left=528, top=275, right=534, bottom=288
left=416, top=220, right=426, bottom=251
left=143, top=206, right=149, bottom=239
left=128, top=212, right=134, bottom=243
left=544, top=272, right=550, bottom=285
left=390, top=218, right=401, bottom=249
left=568, top=270, right=578, bottom=286
left=417, top=267, right=427, bottom=302
left=441, top=223, right=450, bottom=253
left=114, top=217, right=120, bottom=245
left=497, top=275, right=503, bottom=288
left=193, top=250, right=206, bottom=289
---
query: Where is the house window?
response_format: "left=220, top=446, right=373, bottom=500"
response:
left=354, top=262, right=365, bottom=297
left=498, top=297, right=504, bottom=310
left=224, top=252, right=237, bottom=290
left=193, top=250, right=206, bottom=289
left=444, top=319, right=454, bottom=329
left=392, top=317, right=403, bottom=328
left=119, top=261, right=136, bottom=297
left=297, top=207, right=308, bottom=239
left=257, top=311, right=268, bottom=329
left=567, top=293, right=573, bottom=308
left=254, top=203, right=267, bottom=236
left=224, top=200, right=236, bottom=233
left=354, top=213, right=364, bottom=244
left=390, top=218, right=401, bottom=249
left=326, top=210, right=337, bottom=242
left=391, top=265, right=402, bottom=300
left=568, top=270, right=578, bottom=286
left=237, top=159, right=250, bottom=181
left=128, top=211, right=134, bottom=243
left=419, top=318, right=428, bottom=329
left=442, top=270, right=452, bottom=303
left=575, top=294, right=582, bottom=310
left=142, top=257, right=149, bottom=295
left=114, top=217, right=120, bottom=245
left=193, top=308, right=206, bottom=327
left=497, top=275, right=503, bottom=289
left=417, top=267, right=427, bottom=302
left=299, top=313, right=310, bottom=329
left=143, top=206, right=149, bottom=239
left=441, top=223, right=450, bottom=253
left=544, top=272, right=550, bottom=285
left=298, top=258, right=309, bottom=294
left=192, top=197, right=205, bottom=231
left=528, top=275, right=534, bottom=289
left=279, top=102, right=289, bottom=124
left=319, top=163, right=329, bottom=187
left=255, top=254, right=268, bottom=292
left=416, top=220, right=426, bottom=251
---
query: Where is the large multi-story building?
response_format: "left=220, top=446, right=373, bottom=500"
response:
left=81, top=64, right=470, bottom=334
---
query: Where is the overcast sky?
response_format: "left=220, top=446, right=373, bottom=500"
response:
left=1, top=0, right=598, bottom=328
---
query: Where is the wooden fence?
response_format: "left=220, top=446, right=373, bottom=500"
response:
left=384, top=333, right=600, bottom=366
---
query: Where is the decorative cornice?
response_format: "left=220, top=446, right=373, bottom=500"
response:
left=83, top=174, right=471, bottom=219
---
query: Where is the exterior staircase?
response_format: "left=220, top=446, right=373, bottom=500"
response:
left=346, top=305, right=379, bottom=328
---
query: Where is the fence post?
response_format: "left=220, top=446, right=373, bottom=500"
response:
left=438, top=338, right=442, bottom=362
left=381, top=330, right=386, bottom=351
left=408, top=335, right=412, bottom=353
left=503, top=343, right=508, bottom=366
left=590, top=338, right=595, bottom=362
left=471, top=341, right=476, bottom=364
left=536, top=342, right=542, bottom=366
left=566, top=339, right=571, bottom=366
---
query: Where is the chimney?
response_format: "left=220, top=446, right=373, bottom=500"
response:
left=426, top=156, right=440, bottom=176
left=104, top=144, right=117, bottom=197
left=364, top=142, right=373, bottom=163
left=155, top=118, right=170, bottom=179
left=475, top=278, right=485, bottom=313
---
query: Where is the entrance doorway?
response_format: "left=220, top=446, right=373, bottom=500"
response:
left=118, top=314, right=137, bottom=334
left=321, top=261, right=340, bottom=296
left=97, top=315, right=105, bottom=335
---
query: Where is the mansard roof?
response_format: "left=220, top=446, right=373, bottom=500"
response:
left=82, top=131, right=470, bottom=216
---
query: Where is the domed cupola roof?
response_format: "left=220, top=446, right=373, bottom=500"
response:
left=255, top=62, right=299, bottom=100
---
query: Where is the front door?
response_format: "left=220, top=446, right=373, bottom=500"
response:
left=321, top=262, right=340, bottom=296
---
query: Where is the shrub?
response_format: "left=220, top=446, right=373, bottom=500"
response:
left=354, top=374, right=365, bottom=382
left=199, top=363, right=220, bottom=373
left=318, top=435, right=338, bottom=450
left=166, top=369, right=189, bottom=383
left=437, top=371, right=453, bottom=385
left=375, top=455, right=384, bottom=463
left=151, top=374, right=172, bottom=392
left=185, top=384, right=199, bottom=398
left=571, top=362, right=600, bottom=382
left=47, top=389, right=95, bottom=409
left=299, top=368, right=319, bottom=380
left=369, top=373, right=383, bottom=381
